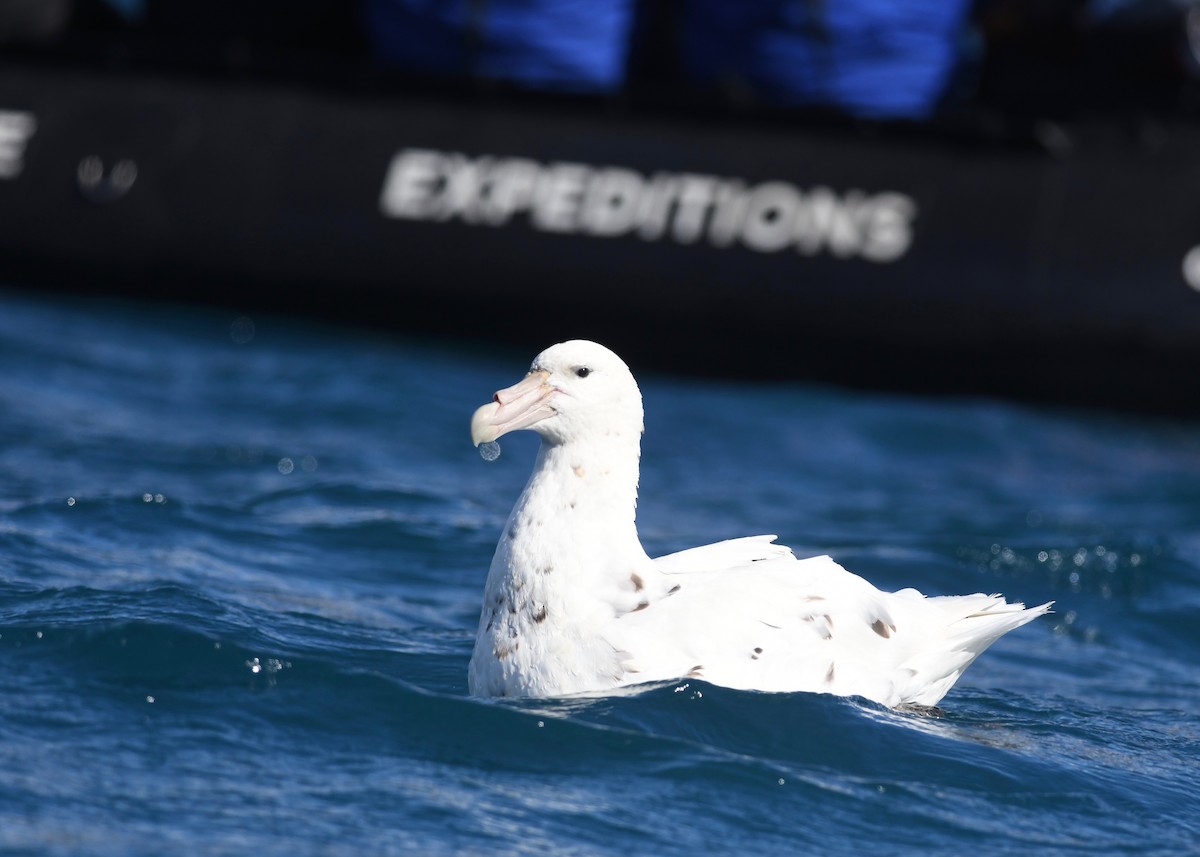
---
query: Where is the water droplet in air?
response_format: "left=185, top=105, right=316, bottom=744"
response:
left=479, top=441, right=501, bottom=462
left=277, top=458, right=294, bottom=475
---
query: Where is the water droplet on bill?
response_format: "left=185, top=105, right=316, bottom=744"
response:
left=479, top=441, right=501, bottom=462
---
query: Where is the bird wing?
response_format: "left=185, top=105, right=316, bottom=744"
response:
left=607, top=547, right=1051, bottom=706
left=652, top=534, right=796, bottom=572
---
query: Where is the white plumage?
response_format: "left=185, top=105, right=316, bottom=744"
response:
left=468, top=340, right=1050, bottom=707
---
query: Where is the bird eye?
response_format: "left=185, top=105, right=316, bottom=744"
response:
left=574, top=367, right=591, bottom=378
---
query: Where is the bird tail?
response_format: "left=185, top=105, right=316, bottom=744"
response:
left=898, top=596, right=1053, bottom=706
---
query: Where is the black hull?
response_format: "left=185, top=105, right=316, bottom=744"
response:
left=2, top=60, right=1200, bottom=414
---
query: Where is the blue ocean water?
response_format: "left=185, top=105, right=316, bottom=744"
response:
left=1, top=289, right=1197, bottom=855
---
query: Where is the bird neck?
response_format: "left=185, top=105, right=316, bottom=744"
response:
left=500, top=431, right=650, bottom=587
left=533, top=431, right=642, bottom=542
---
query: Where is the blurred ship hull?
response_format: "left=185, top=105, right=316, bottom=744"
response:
left=2, top=60, right=1199, bottom=414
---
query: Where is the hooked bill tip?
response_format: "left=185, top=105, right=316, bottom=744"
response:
left=470, top=401, right=501, bottom=446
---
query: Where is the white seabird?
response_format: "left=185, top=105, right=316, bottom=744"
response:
left=468, top=340, right=1051, bottom=707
